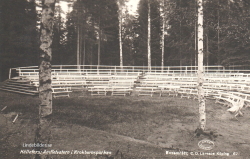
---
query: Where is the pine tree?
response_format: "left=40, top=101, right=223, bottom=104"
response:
left=0, top=0, right=38, bottom=81
left=135, top=0, right=161, bottom=67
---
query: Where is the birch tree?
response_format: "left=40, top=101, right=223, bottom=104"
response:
left=76, top=0, right=83, bottom=69
left=39, top=0, right=55, bottom=119
left=36, top=0, right=56, bottom=158
left=197, top=0, right=206, bottom=131
left=117, top=0, right=125, bottom=67
left=148, top=0, right=151, bottom=71
left=160, top=0, right=165, bottom=71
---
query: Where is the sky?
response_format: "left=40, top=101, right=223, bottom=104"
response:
left=126, top=0, right=140, bottom=15
left=59, top=0, right=140, bottom=18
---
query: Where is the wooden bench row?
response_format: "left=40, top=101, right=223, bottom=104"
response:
left=140, top=80, right=197, bottom=88
left=136, top=86, right=221, bottom=99
left=88, top=86, right=133, bottom=96
left=217, top=91, right=250, bottom=108
left=214, top=91, right=250, bottom=107
left=52, top=87, right=72, bottom=98
left=214, top=92, right=246, bottom=120
left=18, top=71, right=141, bottom=77
left=140, top=79, right=249, bottom=92
left=23, top=74, right=139, bottom=81
left=137, top=87, right=158, bottom=97
left=145, top=72, right=250, bottom=78
left=31, top=79, right=136, bottom=88
left=143, top=76, right=250, bottom=84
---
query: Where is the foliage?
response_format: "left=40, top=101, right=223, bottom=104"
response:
left=133, top=0, right=161, bottom=66
left=1, top=0, right=250, bottom=81
left=166, top=0, right=197, bottom=66
left=0, top=0, right=38, bottom=81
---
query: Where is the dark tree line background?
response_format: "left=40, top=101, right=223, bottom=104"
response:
left=0, top=0, right=250, bottom=81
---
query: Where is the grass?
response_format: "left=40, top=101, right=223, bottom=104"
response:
left=51, top=94, right=198, bottom=140
left=1, top=91, right=250, bottom=159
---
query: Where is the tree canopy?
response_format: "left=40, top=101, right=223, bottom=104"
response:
left=0, top=0, right=250, bottom=81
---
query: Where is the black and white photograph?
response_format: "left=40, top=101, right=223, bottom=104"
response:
left=0, top=0, right=250, bottom=158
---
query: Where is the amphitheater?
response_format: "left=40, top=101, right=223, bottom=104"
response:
left=1, top=65, right=250, bottom=108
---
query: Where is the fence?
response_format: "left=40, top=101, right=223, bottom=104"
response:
left=9, top=65, right=250, bottom=79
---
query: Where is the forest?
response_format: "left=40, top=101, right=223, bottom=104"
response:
left=0, top=0, right=250, bottom=81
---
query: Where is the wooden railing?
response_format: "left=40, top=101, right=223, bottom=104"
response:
left=9, top=65, right=250, bottom=79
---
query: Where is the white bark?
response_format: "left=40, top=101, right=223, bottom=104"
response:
left=118, top=2, right=123, bottom=67
left=39, top=0, right=56, bottom=118
left=148, top=0, right=151, bottom=71
left=161, top=0, right=165, bottom=71
left=36, top=1, right=56, bottom=158
left=197, top=0, right=206, bottom=130
left=195, top=17, right=197, bottom=67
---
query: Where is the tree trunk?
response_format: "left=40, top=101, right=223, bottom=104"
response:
left=58, top=6, right=62, bottom=65
left=148, top=0, right=151, bottom=71
left=119, top=9, right=123, bottom=67
left=80, top=23, right=82, bottom=66
left=195, top=18, right=197, bottom=67
left=36, top=0, right=56, bottom=158
left=194, top=0, right=197, bottom=68
left=206, top=34, right=209, bottom=70
left=91, top=44, right=93, bottom=66
left=98, top=17, right=101, bottom=66
left=161, top=0, right=165, bottom=71
left=39, top=0, right=55, bottom=119
left=83, top=37, right=86, bottom=66
left=117, top=0, right=125, bottom=67
left=77, top=3, right=80, bottom=67
left=217, top=1, right=220, bottom=63
left=197, top=0, right=206, bottom=131
left=77, top=0, right=82, bottom=69
left=179, top=20, right=182, bottom=67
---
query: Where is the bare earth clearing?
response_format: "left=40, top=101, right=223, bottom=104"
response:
left=0, top=91, right=250, bottom=159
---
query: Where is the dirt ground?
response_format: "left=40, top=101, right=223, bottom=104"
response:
left=0, top=91, right=250, bottom=159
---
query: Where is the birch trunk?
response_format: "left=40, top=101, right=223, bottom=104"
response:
left=39, top=0, right=55, bottom=118
left=195, top=19, right=197, bottom=67
left=118, top=2, right=123, bottom=67
left=197, top=0, right=206, bottom=130
left=148, top=0, right=151, bottom=71
left=161, top=0, right=165, bottom=71
left=194, top=0, right=197, bottom=67
left=36, top=0, right=56, bottom=158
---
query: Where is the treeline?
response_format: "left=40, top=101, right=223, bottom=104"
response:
left=0, top=0, right=38, bottom=81
left=0, top=0, right=250, bottom=81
